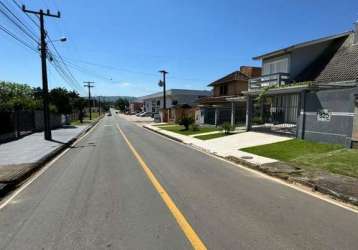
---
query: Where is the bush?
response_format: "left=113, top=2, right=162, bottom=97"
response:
left=179, top=116, right=194, bottom=130
left=252, top=117, right=264, bottom=125
left=191, top=123, right=200, bottom=131
left=221, top=122, right=234, bottom=135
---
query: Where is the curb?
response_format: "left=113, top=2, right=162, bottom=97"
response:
left=143, top=125, right=184, bottom=143
left=0, top=116, right=103, bottom=198
left=227, top=156, right=358, bottom=206
left=143, top=124, right=358, bottom=207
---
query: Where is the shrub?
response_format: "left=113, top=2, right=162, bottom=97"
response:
left=191, top=123, right=200, bottom=131
left=252, top=117, right=264, bottom=125
left=179, top=116, right=194, bottom=130
left=221, top=122, right=234, bottom=135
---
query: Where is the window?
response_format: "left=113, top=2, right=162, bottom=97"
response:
left=219, top=85, right=228, bottom=95
left=263, top=58, right=289, bottom=75
left=156, top=100, right=160, bottom=106
left=172, top=100, right=178, bottom=105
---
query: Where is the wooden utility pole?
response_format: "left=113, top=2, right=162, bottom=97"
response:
left=98, top=96, right=101, bottom=116
left=83, top=81, right=95, bottom=120
left=23, top=5, right=61, bottom=140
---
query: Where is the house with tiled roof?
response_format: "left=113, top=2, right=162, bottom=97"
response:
left=244, top=22, right=358, bottom=147
left=198, top=66, right=261, bottom=126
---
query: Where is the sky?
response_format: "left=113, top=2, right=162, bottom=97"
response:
left=0, top=0, right=358, bottom=97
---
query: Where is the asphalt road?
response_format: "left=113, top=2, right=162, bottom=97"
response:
left=0, top=113, right=357, bottom=250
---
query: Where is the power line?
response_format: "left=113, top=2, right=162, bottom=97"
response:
left=0, top=1, right=38, bottom=43
left=63, top=57, right=212, bottom=83
left=0, top=0, right=84, bottom=95
left=0, top=23, right=38, bottom=52
left=47, top=37, right=83, bottom=90
left=10, top=0, right=39, bottom=28
left=0, top=1, right=37, bottom=35
left=48, top=52, right=84, bottom=93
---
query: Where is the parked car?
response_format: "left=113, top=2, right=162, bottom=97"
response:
left=136, top=112, right=145, bottom=117
left=138, top=112, right=152, bottom=117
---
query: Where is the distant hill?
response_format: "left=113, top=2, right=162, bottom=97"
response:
left=90, top=96, right=136, bottom=102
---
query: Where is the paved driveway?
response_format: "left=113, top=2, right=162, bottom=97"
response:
left=192, top=131, right=293, bottom=164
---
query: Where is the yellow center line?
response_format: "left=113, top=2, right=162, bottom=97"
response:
left=116, top=124, right=207, bottom=250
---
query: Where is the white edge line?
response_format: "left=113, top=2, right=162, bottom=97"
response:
left=133, top=122, right=358, bottom=214
left=0, top=120, right=102, bottom=211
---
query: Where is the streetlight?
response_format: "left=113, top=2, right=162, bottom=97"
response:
left=52, top=36, right=67, bottom=42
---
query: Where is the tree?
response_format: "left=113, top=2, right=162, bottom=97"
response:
left=179, top=116, right=194, bottom=130
left=0, top=81, right=39, bottom=111
left=115, top=97, right=129, bottom=111
left=73, top=97, right=86, bottom=112
left=49, top=87, right=73, bottom=114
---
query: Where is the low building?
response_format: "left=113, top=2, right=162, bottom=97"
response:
left=138, top=89, right=211, bottom=122
left=128, top=101, right=143, bottom=114
left=245, top=22, right=358, bottom=147
left=198, top=66, right=261, bottom=126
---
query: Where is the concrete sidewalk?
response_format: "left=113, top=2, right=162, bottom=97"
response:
left=143, top=124, right=358, bottom=206
left=0, top=125, right=90, bottom=185
left=143, top=124, right=291, bottom=165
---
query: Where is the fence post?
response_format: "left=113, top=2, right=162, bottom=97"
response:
left=14, top=110, right=20, bottom=138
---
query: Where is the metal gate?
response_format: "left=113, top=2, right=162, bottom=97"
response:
left=217, top=107, right=231, bottom=125
left=251, top=94, right=299, bottom=136
left=234, top=102, right=246, bottom=126
left=204, top=108, right=215, bottom=125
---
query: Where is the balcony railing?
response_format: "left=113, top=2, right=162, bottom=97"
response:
left=249, top=72, right=290, bottom=90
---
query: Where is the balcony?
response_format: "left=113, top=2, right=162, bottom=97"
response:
left=248, top=72, right=290, bottom=90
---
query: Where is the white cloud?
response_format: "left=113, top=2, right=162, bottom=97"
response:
left=116, top=82, right=132, bottom=87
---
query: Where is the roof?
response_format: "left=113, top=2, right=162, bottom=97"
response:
left=208, top=71, right=249, bottom=87
left=137, top=89, right=211, bottom=100
left=198, top=95, right=238, bottom=104
left=315, top=34, right=358, bottom=82
left=253, top=31, right=352, bottom=60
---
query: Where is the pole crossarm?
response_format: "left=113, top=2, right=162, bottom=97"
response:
left=22, top=5, right=61, bottom=18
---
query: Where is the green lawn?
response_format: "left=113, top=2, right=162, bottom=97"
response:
left=241, top=139, right=358, bottom=178
left=195, top=133, right=231, bottom=140
left=158, top=125, right=220, bottom=136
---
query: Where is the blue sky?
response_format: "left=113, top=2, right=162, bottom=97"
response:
left=0, top=0, right=357, bottom=97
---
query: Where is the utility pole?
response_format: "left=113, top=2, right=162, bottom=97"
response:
left=159, top=70, right=168, bottom=109
left=98, top=96, right=101, bottom=116
left=83, top=81, right=95, bottom=120
left=23, top=5, right=61, bottom=141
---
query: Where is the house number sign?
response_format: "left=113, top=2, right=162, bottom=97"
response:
left=317, top=109, right=331, bottom=122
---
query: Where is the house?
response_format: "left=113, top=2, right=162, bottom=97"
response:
left=128, top=101, right=143, bottom=114
left=198, top=66, right=261, bottom=126
left=245, top=22, right=358, bottom=147
left=138, top=89, right=211, bottom=122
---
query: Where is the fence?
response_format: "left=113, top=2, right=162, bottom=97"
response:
left=250, top=94, right=299, bottom=136
left=0, top=110, right=64, bottom=143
